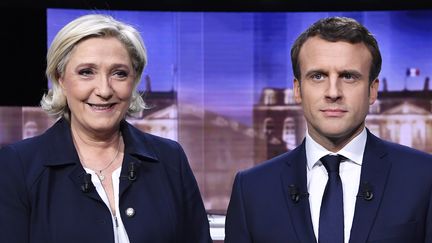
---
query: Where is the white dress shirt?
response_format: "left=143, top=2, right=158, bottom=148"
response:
left=305, top=128, right=367, bottom=243
left=84, top=167, right=130, bottom=243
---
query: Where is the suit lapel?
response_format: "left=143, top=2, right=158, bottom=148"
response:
left=281, top=141, right=317, bottom=243
left=349, top=131, right=392, bottom=243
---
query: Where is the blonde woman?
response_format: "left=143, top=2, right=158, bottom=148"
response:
left=0, top=14, right=211, bottom=243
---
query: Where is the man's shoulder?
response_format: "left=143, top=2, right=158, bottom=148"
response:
left=238, top=144, right=304, bottom=180
left=369, top=133, right=432, bottom=167
left=384, top=140, right=432, bottom=164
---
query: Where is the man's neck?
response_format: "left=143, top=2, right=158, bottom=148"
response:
left=308, top=123, right=365, bottom=153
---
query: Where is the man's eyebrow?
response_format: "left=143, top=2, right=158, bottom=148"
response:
left=339, top=69, right=363, bottom=77
left=304, top=69, right=327, bottom=77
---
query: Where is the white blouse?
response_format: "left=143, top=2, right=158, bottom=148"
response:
left=84, top=167, right=130, bottom=243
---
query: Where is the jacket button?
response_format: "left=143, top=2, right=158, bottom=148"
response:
left=125, top=207, right=135, bottom=217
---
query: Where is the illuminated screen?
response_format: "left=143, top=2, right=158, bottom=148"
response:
left=1, top=9, right=431, bottom=216
left=47, top=9, right=432, bottom=126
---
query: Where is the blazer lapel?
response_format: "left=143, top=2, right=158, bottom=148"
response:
left=41, top=119, right=105, bottom=202
left=117, top=121, right=159, bottom=198
left=281, top=141, right=317, bottom=243
left=118, top=154, right=142, bottom=198
left=69, top=165, right=103, bottom=202
left=349, top=131, right=392, bottom=243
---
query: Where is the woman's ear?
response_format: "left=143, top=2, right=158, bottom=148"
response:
left=58, top=76, right=66, bottom=91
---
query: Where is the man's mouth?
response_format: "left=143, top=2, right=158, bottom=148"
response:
left=320, top=108, right=347, bottom=117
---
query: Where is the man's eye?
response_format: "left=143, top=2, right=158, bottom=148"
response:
left=311, top=73, right=324, bottom=80
left=342, top=73, right=353, bottom=79
left=341, top=73, right=360, bottom=83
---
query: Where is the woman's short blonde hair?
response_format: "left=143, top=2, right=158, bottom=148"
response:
left=41, top=14, right=147, bottom=119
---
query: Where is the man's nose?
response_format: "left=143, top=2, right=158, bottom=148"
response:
left=325, top=77, right=342, bottom=101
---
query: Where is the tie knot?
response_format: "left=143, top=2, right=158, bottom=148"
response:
left=321, top=155, right=343, bottom=173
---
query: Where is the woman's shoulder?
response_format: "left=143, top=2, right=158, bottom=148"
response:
left=124, top=121, right=182, bottom=151
left=0, top=118, right=71, bottom=172
left=0, top=131, right=53, bottom=189
left=2, top=119, right=64, bottom=153
left=1, top=131, right=48, bottom=156
left=123, top=121, right=189, bottom=170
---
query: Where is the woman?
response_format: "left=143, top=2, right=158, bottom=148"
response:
left=0, top=14, right=211, bottom=243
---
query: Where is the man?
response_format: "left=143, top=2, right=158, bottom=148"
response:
left=225, top=16, right=432, bottom=243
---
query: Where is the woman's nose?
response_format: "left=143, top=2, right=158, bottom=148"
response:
left=95, top=75, right=113, bottom=99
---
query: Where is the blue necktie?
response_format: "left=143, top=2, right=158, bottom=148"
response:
left=319, top=154, right=344, bottom=243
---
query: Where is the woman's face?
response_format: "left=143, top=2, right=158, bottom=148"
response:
left=59, top=37, right=135, bottom=136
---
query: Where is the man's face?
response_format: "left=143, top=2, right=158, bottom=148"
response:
left=294, top=36, right=379, bottom=149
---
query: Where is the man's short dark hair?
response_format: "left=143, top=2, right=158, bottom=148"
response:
left=290, top=16, right=382, bottom=84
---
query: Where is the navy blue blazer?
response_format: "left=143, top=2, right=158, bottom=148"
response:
left=225, top=130, right=432, bottom=243
left=0, top=118, right=211, bottom=243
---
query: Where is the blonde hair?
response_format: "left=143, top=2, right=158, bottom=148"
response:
left=41, top=14, right=147, bottom=119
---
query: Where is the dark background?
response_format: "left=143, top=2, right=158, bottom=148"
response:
left=1, top=0, right=431, bottom=106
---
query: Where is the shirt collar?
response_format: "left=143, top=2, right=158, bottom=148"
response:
left=305, top=127, right=367, bottom=170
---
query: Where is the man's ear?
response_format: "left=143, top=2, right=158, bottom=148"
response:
left=369, top=78, right=379, bottom=105
left=293, top=78, right=302, bottom=104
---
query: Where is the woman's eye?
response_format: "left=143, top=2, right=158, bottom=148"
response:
left=78, top=69, right=93, bottom=76
left=112, top=70, right=129, bottom=79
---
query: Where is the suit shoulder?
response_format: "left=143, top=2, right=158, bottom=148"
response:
left=368, top=132, right=432, bottom=167
left=237, top=149, right=297, bottom=181
left=382, top=140, right=432, bottom=160
left=242, top=143, right=304, bottom=175
left=382, top=139, right=432, bottom=163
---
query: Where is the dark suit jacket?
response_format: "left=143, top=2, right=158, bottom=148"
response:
left=225, top=130, right=432, bottom=243
left=0, top=118, right=211, bottom=243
